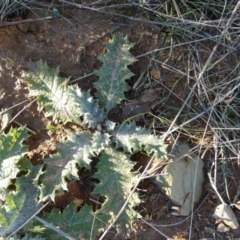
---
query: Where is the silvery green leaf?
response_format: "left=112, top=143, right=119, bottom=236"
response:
left=94, top=33, right=136, bottom=112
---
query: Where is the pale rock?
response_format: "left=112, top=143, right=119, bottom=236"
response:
left=234, top=200, right=240, bottom=211
left=213, top=203, right=239, bottom=229
left=152, top=142, right=204, bottom=216
left=216, top=222, right=229, bottom=232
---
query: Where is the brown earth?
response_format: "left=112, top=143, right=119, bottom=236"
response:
left=1, top=4, right=240, bottom=240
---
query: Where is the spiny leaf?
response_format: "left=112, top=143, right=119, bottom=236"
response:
left=103, top=120, right=116, bottom=133
left=72, top=87, right=105, bottom=129
left=23, top=60, right=105, bottom=128
left=37, top=131, right=100, bottom=202
left=29, top=203, right=105, bottom=240
left=0, top=127, right=43, bottom=237
left=93, top=147, right=141, bottom=234
left=0, top=165, right=43, bottom=238
left=91, top=131, right=111, bottom=155
left=94, top=33, right=136, bottom=112
left=0, top=127, right=29, bottom=189
left=113, top=121, right=168, bottom=158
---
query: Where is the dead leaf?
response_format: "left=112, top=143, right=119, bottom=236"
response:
left=120, top=89, right=162, bottom=121
left=73, top=197, right=84, bottom=207
left=150, top=68, right=161, bottom=80
left=121, top=102, right=150, bottom=121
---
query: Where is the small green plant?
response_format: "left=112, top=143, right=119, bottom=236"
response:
left=0, top=33, right=167, bottom=239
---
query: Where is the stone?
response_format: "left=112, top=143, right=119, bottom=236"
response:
left=152, top=142, right=204, bottom=216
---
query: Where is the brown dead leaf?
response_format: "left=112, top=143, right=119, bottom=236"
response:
left=73, top=197, right=84, bottom=207
left=150, top=68, right=161, bottom=80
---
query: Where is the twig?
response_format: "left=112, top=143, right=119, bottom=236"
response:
left=7, top=98, right=37, bottom=127
left=69, top=72, right=95, bottom=84
left=0, top=99, right=30, bottom=114
left=141, top=218, right=171, bottom=239
left=142, top=193, right=209, bottom=227
left=34, top=216, right=77, bottom=240
left=12, top=119, right=37, bottom=135
left=7, top=202, right=50, bottom=239
left=0, top=16, right=53, bottom=27
left=0, top=99, right=37, bottom=134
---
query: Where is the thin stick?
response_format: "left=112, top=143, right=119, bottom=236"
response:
left=7, top=202, right=50, bottom=239
left=69, top=72, right=95, bottom=84
left=8, top=98, right=37, bottom=127
left=0, top=99, right=30, bottom=114
left=143, top=193, right=209, bottom=227
left=12, top=119, right=37, bottom=135
left=141, top=218, right=171, bottom=239
left=0, top=16, right=53, bottom=27
left=0, top=99, right=37, bottom=134
left=34, top=216, right=77, bottom=240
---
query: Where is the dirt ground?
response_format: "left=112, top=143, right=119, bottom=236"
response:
left=1, top=4, right=240, bottom=240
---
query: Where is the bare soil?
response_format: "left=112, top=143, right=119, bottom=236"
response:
left=1, top=5, right=240, bottom=240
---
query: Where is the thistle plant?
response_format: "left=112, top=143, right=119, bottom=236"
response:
left=0, top=33, right=167, bottom=239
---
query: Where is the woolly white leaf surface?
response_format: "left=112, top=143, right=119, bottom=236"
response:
left=23, top=60, right=105, bottom=128
left=113, top=121, right=167, bottom=158
left=0, top=128, right=42, bottom=238
left=0, top=173, right=43, bottom=238
left=37, top=131, right=95, bottom=202
left=93, top=147, right=141, bottom=233
left=29, top=203, right=106, bottom=240
left=73, top=87, right=105, bottom=129
left=91, top=131, right=111, bottom=155
left=0, top=128, right=28, bottom=189
left=94, top=33, right=136, bottom=112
